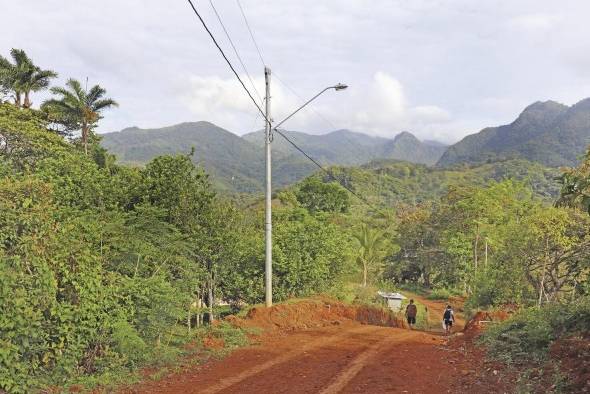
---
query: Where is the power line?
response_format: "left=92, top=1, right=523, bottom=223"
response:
left=207, top=0, right=263, bottom=105
left=273, top=73, right=374, bottom=178
left=246, top=100, right=263, bottom=134
left=185, top=0, right=267, bottom=123
left=273, top=128, right=379, bottom=211
left=184, top=0, right=374, bottom=210
left=236, top=0, right=265, bottom=67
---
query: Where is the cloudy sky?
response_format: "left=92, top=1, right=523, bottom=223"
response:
left=3, top=0, right=590, bottom=143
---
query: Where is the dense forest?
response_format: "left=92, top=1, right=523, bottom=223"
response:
left=1, top=49, right=589, bottom=393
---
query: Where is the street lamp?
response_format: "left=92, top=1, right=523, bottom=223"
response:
left=273, top=83, right=349, bottom=130
left=264, top=67, right=348, bottom=307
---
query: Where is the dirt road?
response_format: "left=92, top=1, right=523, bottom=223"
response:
left=124, top=296, right=475, bottom=394
left=127, top=324, right=462, bottom=394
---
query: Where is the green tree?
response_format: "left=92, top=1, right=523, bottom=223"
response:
left=273, top=208, right=354, bottom=298
left=0, top=103, right=69, bottom=171
left=558, top=147, right=590, bottom=212
left=295, top=177, right=350, bottom=214
left=507, top=206, right=590, bottom=306
left=390, top=203, right=442, bottom=288
left=353, top=224, right=385, bottom=287
left=42, top=78, right=118, bottom=155
left=0, top=48, right=57, bottom=108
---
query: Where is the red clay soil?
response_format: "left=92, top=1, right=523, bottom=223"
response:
left=49, top=294, right=589, bottom=394
left=550, top=334, right=590, bottom=392
left=463, top=310, right=511, bottom=338
left=120, top=297, right=530, bottom=394
left=122, top=323, right=466, bottom=394
left=227, top=298, right=404, bottom=332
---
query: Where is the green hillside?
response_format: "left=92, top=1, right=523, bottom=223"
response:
left=303, top=158, right=560, bottom=207
left=100, top=122, right=262, bottom=192
left=381, top=131, right=449, bottom=165
left=101, top=123, right=447, bottom=193
left=244, top=129, right=392, bottom=165
left=438, top=99, right=590, bottom=167
left=243, top=129, right=447, bottom=166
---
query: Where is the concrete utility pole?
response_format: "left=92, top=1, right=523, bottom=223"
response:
left=264, top=66, right=272, bottom=307
left=261, top=65, right=346, bottom=308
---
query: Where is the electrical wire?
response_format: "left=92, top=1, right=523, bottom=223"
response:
left=185, top=0, right=375, bottom=210
left=236, top=0, right=266, bottom=67
left=273, top=128, right=379, bottom=211
left=185, top=0, right=267, bottom=123
left=234, top=0, right=338, bottom=133
left=207, top=0, right=263, bottom=105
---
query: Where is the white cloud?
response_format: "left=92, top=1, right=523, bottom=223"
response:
left=183, top=74, right=306, bottom=134
left=182, top=71, right=454, bottom=141
left=510, top=13, right=562, bottom=32
left=3, top=0, right=590, bottom=143
left=341, top=72, right=452, bottom=140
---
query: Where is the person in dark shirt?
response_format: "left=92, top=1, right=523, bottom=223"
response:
left=405, top=299, right=417, bottom=329
left=443, top=305, right=455, bottom=335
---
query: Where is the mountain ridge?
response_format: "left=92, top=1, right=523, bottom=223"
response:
left=101, top=123, right=447, bottom=192
left=437, top=98, right=590, bottom=167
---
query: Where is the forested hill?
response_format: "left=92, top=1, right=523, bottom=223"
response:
left=438, top=98, right=590, bottom=167
left=242, top=129, right=447, bottom=166
left=101, top=121, right=272, bottom=193
left=101, top=124, right=446, bottom=192
left=303, top=158, right=561, bottom=207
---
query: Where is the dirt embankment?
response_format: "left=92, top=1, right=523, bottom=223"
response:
left=226, top=297, right=404, bottom=332
left=463, top=310, right=511, bottom=338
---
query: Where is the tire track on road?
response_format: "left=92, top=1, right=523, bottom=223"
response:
left=199, top=325, right=382, bottom=394
left=318, top=330, right=415, bottom=394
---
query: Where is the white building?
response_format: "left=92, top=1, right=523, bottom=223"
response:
left=377, top=291, right=407, bottom=312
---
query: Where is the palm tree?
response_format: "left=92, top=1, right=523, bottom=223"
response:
left=353, top=224, right=385, bottom=287
left=0, top=57, right=11, bottom=102
left=0, top=48, right=57, bottom=108
left=42, top=79, right=118, bottom=155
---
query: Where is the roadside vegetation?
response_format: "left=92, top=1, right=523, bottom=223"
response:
left=1, top=48, right=589, bottom=393
left=0, top=49, right=355, bottom=393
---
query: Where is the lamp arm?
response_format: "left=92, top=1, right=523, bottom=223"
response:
left=273, top=87, right=332, bottom=130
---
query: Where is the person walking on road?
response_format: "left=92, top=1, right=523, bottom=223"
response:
left=405, top=299, right=418, bottom=329
left=443, top=305, right=455, bottom=335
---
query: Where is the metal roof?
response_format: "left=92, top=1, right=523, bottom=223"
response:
left=377, top=291, right=407, bottom=300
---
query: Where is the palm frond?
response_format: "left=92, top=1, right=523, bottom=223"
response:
left=36, top=69, right=58, bottom=80
left=49, top=86, right=78, bottom=103
left=0, top=55, right=12, bottom=70
left=86, top=85, right=106, bottom=104
left=66, top=78, right=85, bottom=101
left=10, top=48, right=33, bottom=67
left=92, top=98, right=118, bottom=111
left=29, top=69, right=58, bottom=91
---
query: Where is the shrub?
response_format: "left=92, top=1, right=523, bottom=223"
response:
left=426, top=288, right=451, bottom=300
left=111, top=321, right=147, bottom=367
left=396, top=283, right=428, bottom=296
left=480, top=297, right=590, bottom=364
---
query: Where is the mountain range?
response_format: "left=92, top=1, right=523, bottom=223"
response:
left=101, top=97, right=590, bottom=193
left=437, top=98, right=590, bottom=167
left=242, top=129, right=446, bottom=166
left=101, top=125, right=446, bottom=192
